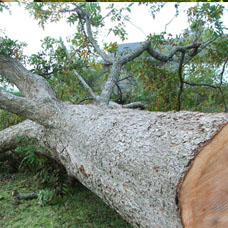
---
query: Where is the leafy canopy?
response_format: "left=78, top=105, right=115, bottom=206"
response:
left=0, top=2, right=227, bottom=112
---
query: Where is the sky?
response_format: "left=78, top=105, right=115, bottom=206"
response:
left=0, top=2, right=228, bottom=56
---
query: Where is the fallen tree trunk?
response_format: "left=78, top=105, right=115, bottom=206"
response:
left=1, top=104, right=228, bottom=228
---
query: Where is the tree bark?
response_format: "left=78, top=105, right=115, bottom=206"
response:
left=1, top=102, right=228, bottom=228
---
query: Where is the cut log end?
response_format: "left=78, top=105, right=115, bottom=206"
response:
left=180, top=123, right=228, bottom=228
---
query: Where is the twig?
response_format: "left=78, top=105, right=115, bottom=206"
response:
left=77, top=97, right=94, bottom=104
left=183, top=81, right=217, bottom=89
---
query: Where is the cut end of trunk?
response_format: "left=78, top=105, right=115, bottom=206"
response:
left=180, top=123, right=228, bottom=228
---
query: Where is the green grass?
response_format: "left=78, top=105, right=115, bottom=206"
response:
left=0, top=172, right=132, bottom=228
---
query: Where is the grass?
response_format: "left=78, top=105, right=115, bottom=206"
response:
left=0, top=171, right=132, bottom=228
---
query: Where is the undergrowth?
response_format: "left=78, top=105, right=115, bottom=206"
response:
left=0, top=147, right=132, bottom=228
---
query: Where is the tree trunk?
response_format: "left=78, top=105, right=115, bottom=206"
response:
left=2, top=103, right=228, bottom=228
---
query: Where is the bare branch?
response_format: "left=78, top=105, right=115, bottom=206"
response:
left=115, top=81, right=123, bottom=103
left=74, top=5, right=114, bottom=64
left=147, top=42, right=201, bottom=62
left=125, top=18, right=146, bottom=37
left=218, top=57, right=228, bottom=112
left=177, top=51, right=185, bottom=111
left=199, top=37, right=218, bottom=51
left=184, top=57, right=228, bottom=113
left=0, top=120, right=45, bottom=154
left=108, top=101, right=122, bottom=109
left=117, top=37, right=213, bottom=68
left=73, top=69, right=98, bottom=100
left=117, top=74, right=133, bottom=82
left=164, top=5, right=181, bottom=33
left=99, top=8, right=115, bottom=23
left=119, top=40, right=151, bottom=65
left=60, top=38, right=98, bottom=101
left=183, top=81, right=217, bottom=89
left=0, top=54, right=56, bottom=101
left=218, top=87, right=228, bottom=112
left=123, top=102, right=145, bottom=110
left=99, top=39, right=203, bottom=105
left=77, top=97, right=93, bottom=104
left=99, top=61, right=122, bottom=105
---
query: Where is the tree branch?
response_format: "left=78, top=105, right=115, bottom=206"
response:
left=0, top=90, right=59, bottom=127
left=177, top=51, right=185, bottom=111
left=147, top=42, right=201, bottom=62
left=183, top=81, right=217, bottom=89
left=115, top=81, right=123, bottom=103
left=123, top=102, right=145, bottom=110
left=119, top=40, right=151, bottom=65
left=74, top=5, right=114, bottom=64
left=99, top=61, right=122, bottom=105
left=77, top=96, right=94, bottom=104
left=116, top=38, right=211, bottom=68
left=0, top=120, right=45, bottom=154
left=59, top=38, right=98, bottom=101
left=218, top=87, right=228, bottom=113
left=73, top=69, right=98, bottom=100
left=218, top=57, right=228, bottom=112
left=117, top=74, right=133, bottom=82
left=0, top=54, right=57, bottom=102
left=219, top=57, right=228, bottom=86
left=100, top=39, right=201, bottom=106
left=183, top=37, right=218, bottom=66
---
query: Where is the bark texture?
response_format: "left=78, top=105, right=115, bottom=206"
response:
left=2, top=101, right=228, bottom=228
left=53, top=106, right=228, bottom=228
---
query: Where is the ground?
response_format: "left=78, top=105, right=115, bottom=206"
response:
left=0, top=165, right=132, bottom=228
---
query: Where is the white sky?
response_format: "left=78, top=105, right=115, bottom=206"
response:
left=0, top=2, right=228, bottom=56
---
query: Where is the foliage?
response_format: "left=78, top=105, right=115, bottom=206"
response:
left=1, top=3, right=226, bottom=112
left=15, top=139, right=43, bottom=169
left=0, top=3, right=10, bottom=13
left=27, top=35, right=104, bottom=103
left=122, top=3, right=227, bottom=112
left=37, top=188, right=56, bottom=205
left=0, top=110, right=24, bottom=131
left=30, top=0, right=226, bottom=2
left=187, top=3, right=225, bottom=35
left=0, top=3, right=227, bottom=131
